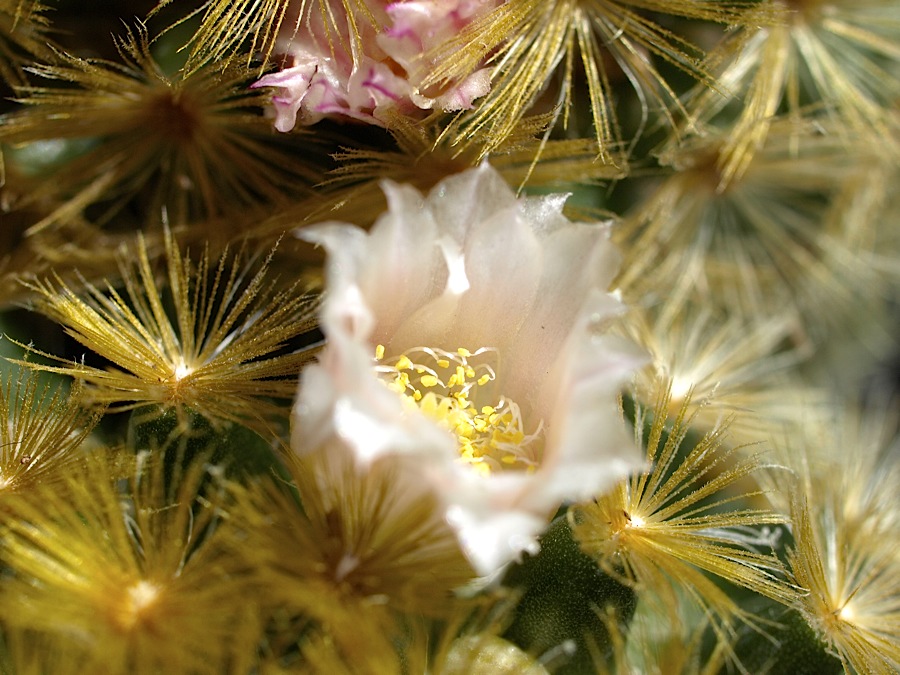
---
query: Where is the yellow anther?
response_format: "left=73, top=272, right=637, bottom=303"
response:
left=473, top=462, right=491, bottom=477
left=492, top=429, right=524, bottom=446
left=456, top=423, right=474, bottom=438
left=419, top=392, right=438, bottom=415
left=375, top=344, right=542, bottom=476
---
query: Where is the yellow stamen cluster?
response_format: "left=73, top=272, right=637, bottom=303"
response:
left=375, top=345, right=541, bottom=475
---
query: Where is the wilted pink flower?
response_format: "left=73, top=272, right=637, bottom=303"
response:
left=253, top=0, right=499, bottom=130
left=292, top=164, right=646, bottom=575
left=377, top=0, right=499, bottom=111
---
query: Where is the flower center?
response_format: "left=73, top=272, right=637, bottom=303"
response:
left=375, top=345, right=541, bottom=475
left=113, top=579, right=162, bottom=632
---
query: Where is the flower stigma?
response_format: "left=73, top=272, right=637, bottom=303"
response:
left=375, top=345, right=542, bottom=475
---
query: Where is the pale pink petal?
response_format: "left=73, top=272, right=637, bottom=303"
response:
left=501, top=222, right=624, bottom=412
left=445, top=502, right=544, bottom=577
left=344, top=181, right=448, bottom=343
left=252, top=60, right=318, bottom=132
left=449, top=205, right=542, bottom=349
left=417, top=68, right=493, bottom=111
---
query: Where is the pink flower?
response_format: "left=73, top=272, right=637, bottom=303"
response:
left=378, top=0, right=500, bottom=111
left=253, top=0, right=498, bottom=130
left=292, top=164, right=646, bottom=575
left=251, top=1, right=408, bottom=129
